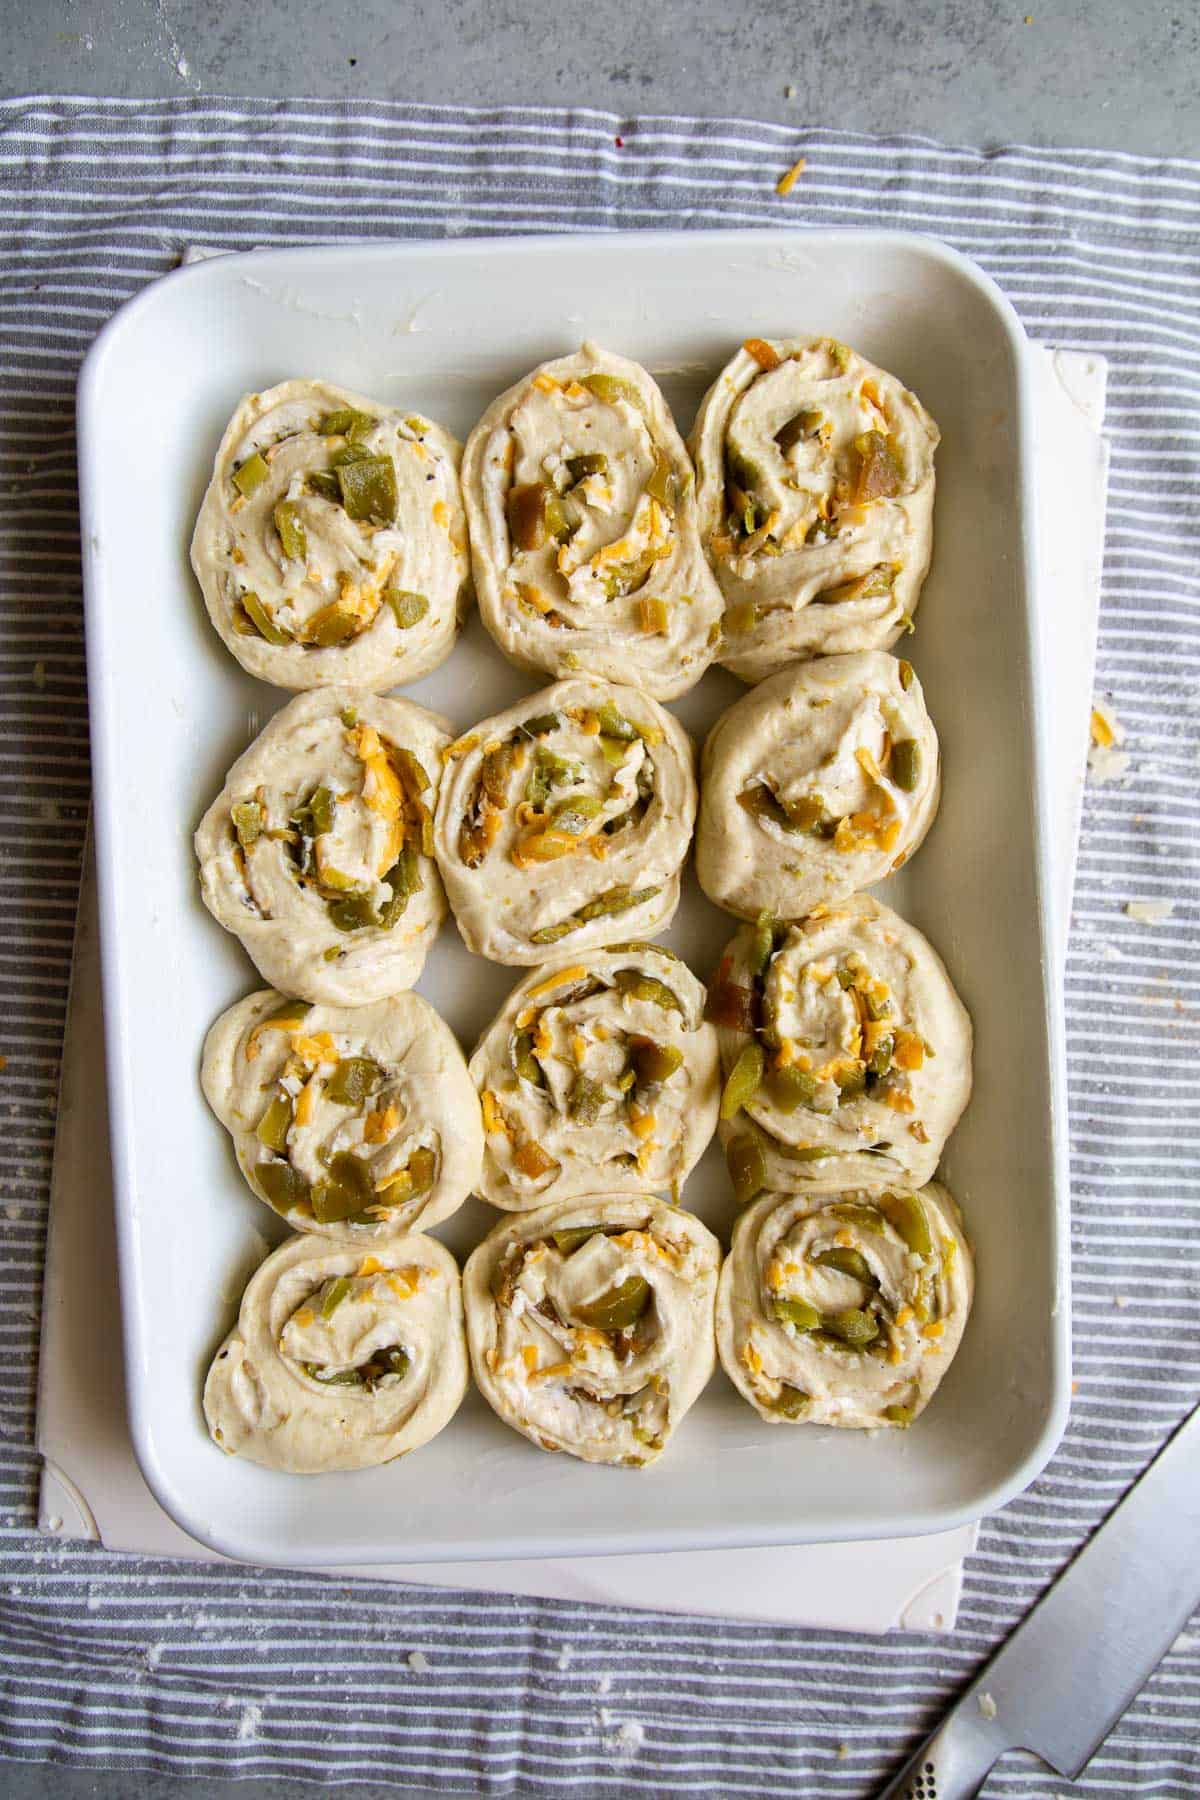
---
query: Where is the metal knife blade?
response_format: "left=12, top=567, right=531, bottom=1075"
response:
left=878, top=1399, right=1200, bottom=1799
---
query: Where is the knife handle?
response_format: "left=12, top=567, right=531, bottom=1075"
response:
left=876, top=1709, right=1003, bottom=1800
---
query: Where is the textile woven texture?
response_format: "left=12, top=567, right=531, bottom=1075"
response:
left=1, top=97, right=1197, bottom=1797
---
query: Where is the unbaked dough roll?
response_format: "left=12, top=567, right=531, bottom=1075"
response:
left=191, top=379, right=469, bottom=690
left=433, top=677, right=696, bottom=965
left=195, top=687, right=450, bottom=1004
left=202, top=988, right=483, bottom=1243
left=696, top=651, right=940, bottom=921
left=690, top=337, right=939, bottom=683
left=469, top=945, right=720, bottom=1211
left=716, top=1184, right=973, bottom=1427
left=204, top=1232, right=468, bottom=1472
left=708, top=898, right=971, bottom=1199
left=464, top=1195, right=721, bottom=1466
left=461, top=343, right=724, bottom=700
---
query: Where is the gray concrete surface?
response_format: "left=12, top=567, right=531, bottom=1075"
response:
left=2, top=0, right=1198, bottom=156
left=2, top=9, right=1196, bottom=1800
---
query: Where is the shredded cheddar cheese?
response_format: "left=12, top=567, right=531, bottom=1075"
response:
left=294, top=1073, right=320, bottom=1128
left=481, top=1090, right=510, bottom=1136
left=527, top=965, right=588, bottom=1000
left=775, top=157, right=806, bottom=196
left=363, top=1104, right=399, bottom=1144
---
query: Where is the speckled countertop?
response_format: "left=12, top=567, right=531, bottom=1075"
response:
left=6, top=0, right=1199, bottom=156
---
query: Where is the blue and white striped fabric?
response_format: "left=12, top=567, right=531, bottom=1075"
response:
left=1, top=98, right=1197, bottom=1795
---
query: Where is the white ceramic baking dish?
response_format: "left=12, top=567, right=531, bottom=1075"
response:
left=77, top=229, right=1069, bottom=1567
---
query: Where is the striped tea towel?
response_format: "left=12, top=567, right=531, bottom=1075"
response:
left=0, top=97, right=1197, bottom=1796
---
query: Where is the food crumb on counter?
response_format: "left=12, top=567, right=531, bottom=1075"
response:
left=237, top=1701, right=262, bottom=1742
left=1125, top=899, right=1175, bottom=924
left=978, top=1691, right=998, bottom=1719
left=599, top=1711, right=645, bottom=1757
left=407, top=1650, right=430, bottom=1673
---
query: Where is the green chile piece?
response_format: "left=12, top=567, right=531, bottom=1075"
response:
left=274, top=499, right=307, bottom=561
left=568, top=1075, right=605, bottom=1124
left=822, top=1307, right=879, bottom=1346
left=631, top=1040, right=684, bottom=1086
left=377, top=844, right=422, bottom=928
left=553, top=794, right=604, bottom=835
left=552, top=1225, right=598, bottom=1256
left=507, top=482, right=548, bottom=551
left=581, top=373, right=646, bottom=413
left=726, top=1133, right=767, bottom=1206
left=572, top=1274, right=652, bottom=1332
left=595, top=701, right=638, bottom=742
left=890, top=738, right=921, bottom=792
left=232, top=451, right=269, bottom=498
left=835, top=1067, right=867, bottom=1102
left=307, top=604, right=360, bottom=648
left=241, top=591, right=292, bottom=645
left=882, top=1191, right=933, bottom=1256
left=774, top=408, right=823, bottom=454
left=771, top=1296, right=820, bottom=1330
left=255, top=1158, right=311, bottom=1214
left=513, top=1030, right=545, bottom=1087
left=303, top=1344, right=410, bottom=1390
left=520, top=711, right=561, bottom=738
left=387, top=589, right=429, bottom=629
left=720, top=1043, right=765, bottom=1120
left=336, top=454, right=398, bottom=525
left=768, top=1384, right=811, bottom=1419
left=255, top=1090, right=293, bottom=1154
left=529, top=885, right=660, bottom=946
left=303, top=1363, right=363, bottom=1387
left=566, top=452, right=608, bottom=482
left=848, top=431, right=904, bottom=504
left=406, top=1146, right=438, bottom=1196
left=827, top=1201, right=885, bottom=1232
left=390, top=746, right=432, bottom=800
left=325, top=1057, right=382, bottom=1106
left=301, top=785, right=334, bottom=837
left=812, top=1247, right=873, bottom=1283
left=747, top=910, right=777, bottom=980
left=327, top=892, right=379, bottom=933
left=311, top=1152, right=376, bottom=1224
left=543, top=492, right=572, bottom=541
left=765, top=1065, right=817, bottom=1112
left=882, top=1402, right=916, bottom=1426
left=318, top=408, right=376, bottom=440
left=612, top=968, right=684, bottom=1014
left=231, top=799, right=264, bottom=850
left=307, top=470, right=342, bottom=502
left=319, top=1275, right=354, bottom=1320
left=645, top=449, right=679, bottom=511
